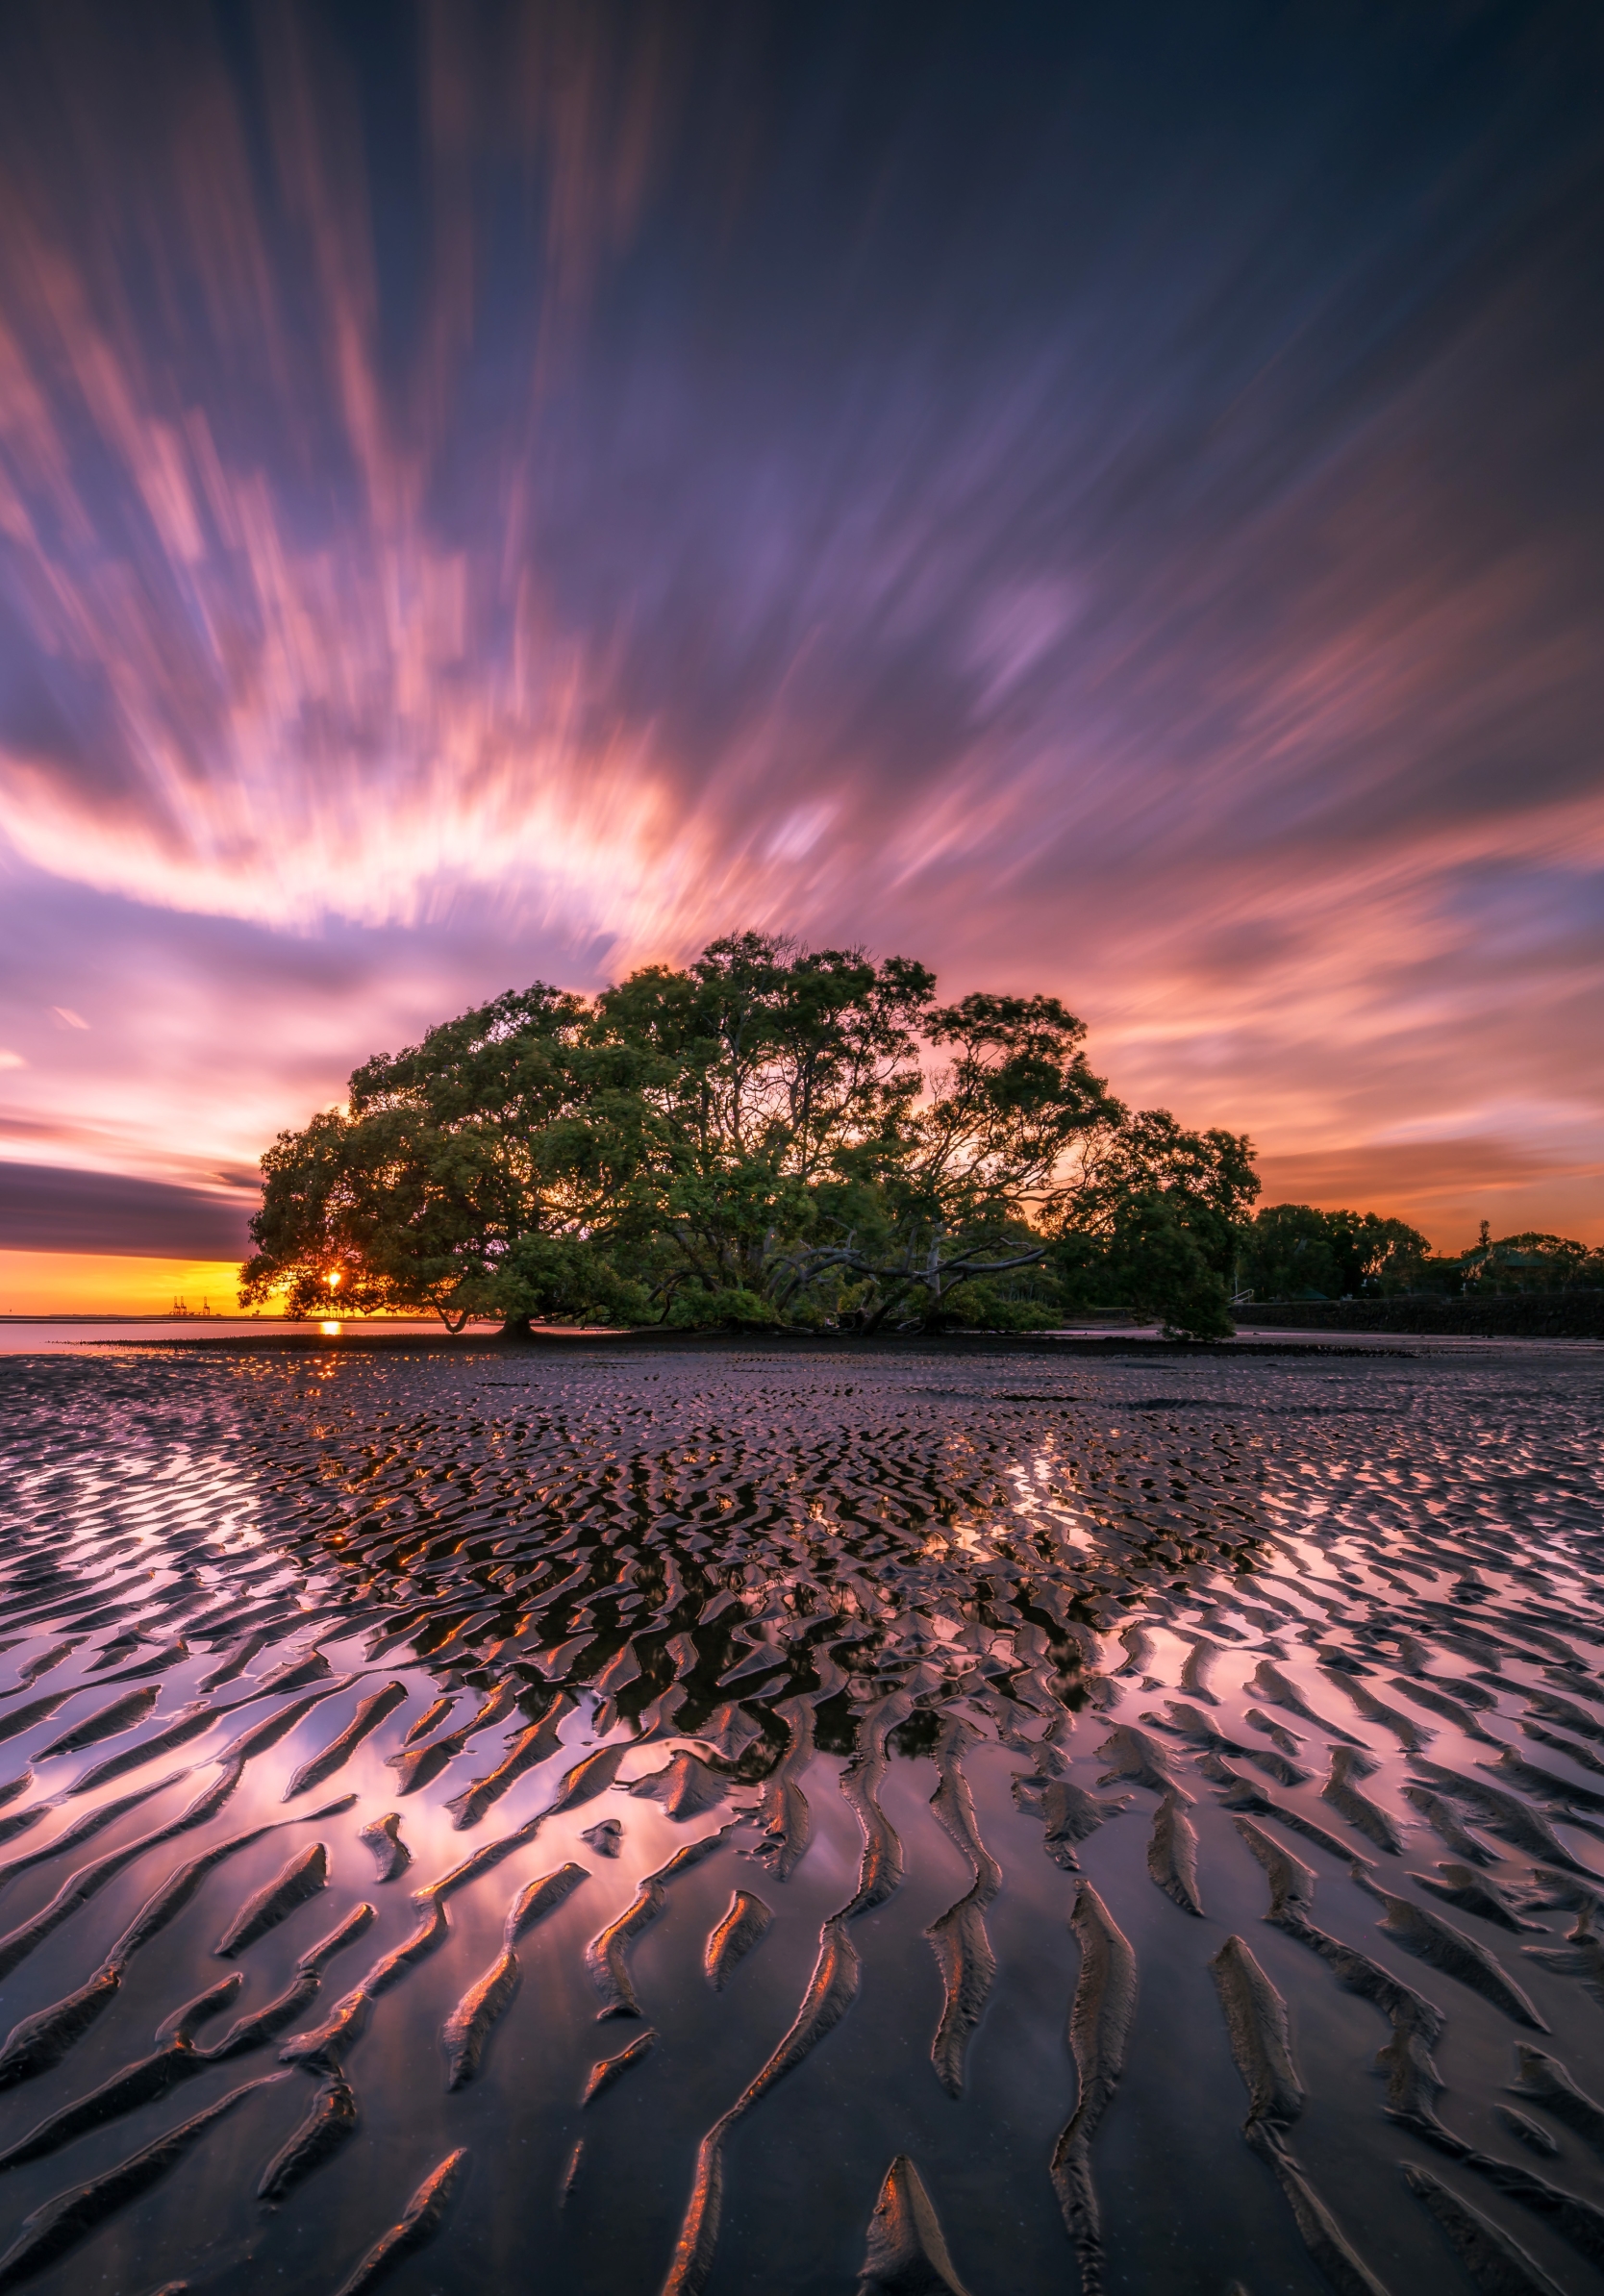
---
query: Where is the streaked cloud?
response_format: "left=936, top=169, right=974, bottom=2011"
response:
left=0, top=1161, right=252, bottom=1259
left=0, top=1, right=1599, bottom=1253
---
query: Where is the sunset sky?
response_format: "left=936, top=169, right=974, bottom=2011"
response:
left=1, top=1, right=1601, bottom=1310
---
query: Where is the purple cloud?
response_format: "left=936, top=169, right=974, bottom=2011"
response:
left=0, top=2, right=1597, bottom=1252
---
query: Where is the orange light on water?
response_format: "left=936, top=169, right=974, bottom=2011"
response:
left=320, top=1320, right=340, bottom=1335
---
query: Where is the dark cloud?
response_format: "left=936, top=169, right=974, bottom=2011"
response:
left=0, top=1160, right=256, bottom=1258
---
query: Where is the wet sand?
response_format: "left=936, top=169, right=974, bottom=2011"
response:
left=0, top=1334, right=1600, bottom=2295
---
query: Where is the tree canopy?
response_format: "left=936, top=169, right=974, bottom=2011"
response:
left=1239, top=1203, right=1432, bottom=1301
left=1461, top=1231, right=1604, bottom=1292
left=240, top=932, right=1261, bottom=1338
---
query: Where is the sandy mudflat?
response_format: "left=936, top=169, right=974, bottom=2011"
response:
left=0, top=1335, right=1600, bottom=2296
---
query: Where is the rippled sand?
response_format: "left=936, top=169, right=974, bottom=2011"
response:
left=0, top=1334, right=1601, bottom=2296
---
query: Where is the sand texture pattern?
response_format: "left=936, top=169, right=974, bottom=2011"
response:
left=0, top=1334, right=1599, bottom=2294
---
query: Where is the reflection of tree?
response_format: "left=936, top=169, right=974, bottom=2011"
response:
left=251, top=1371, right=1268, bottom=1792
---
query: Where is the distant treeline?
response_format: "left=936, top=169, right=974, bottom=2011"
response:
left=239, top=931, right=1592, bottom=1343
left=1237, top=1206, right=1603, bottom=1306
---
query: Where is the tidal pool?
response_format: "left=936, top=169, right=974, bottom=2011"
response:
left=0, top=1335, right=1600, bottom=2296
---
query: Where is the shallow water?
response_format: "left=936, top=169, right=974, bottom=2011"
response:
left=0, top=1335, right=1600, bottom=2296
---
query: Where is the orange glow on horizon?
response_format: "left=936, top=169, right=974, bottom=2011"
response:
left=0, top=1252, right=250, bottom=1317
left=0, top=1253, right=452, bottom=1321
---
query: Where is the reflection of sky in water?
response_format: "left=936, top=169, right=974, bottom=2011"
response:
left=37, top=1442, right=266, bottom=1567
left=0, top=1341, right=1601, bottom=2292
left=1005, top=1445, right=1095, bottom=1552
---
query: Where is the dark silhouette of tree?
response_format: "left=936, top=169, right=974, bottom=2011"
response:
left=1241, top=1205, right=1432, bottom=1301
left=240, top=932, right=1262, bottom=1338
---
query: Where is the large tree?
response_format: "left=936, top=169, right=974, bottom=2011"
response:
left=240, top=932, right=1260, bottom=1338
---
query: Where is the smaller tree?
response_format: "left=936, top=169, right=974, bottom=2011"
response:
left=1240, top=1205, right=1431, bottom=1301
left=1463, top=1232, right=1597, bottom=1292
left=1051, top=1111, right=1259, bottom=1339
left=1359, top=1215, right=1433, bottom=1293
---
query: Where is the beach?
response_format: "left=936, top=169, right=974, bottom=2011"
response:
left=0, top=1333, right=1599, bottom=2295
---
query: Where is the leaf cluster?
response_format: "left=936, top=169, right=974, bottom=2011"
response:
left=1240, top=1204, right=1434, bottom=1301
left=240, top=932, right=1262, bottom=1338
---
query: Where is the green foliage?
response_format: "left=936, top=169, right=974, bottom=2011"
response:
left=1416, top=1256, right=1467, bottom=1297
left=938, top=1285, right=1064, bottom=1332
left=239, top=931, right=1264, bottom=1338
left=1053, top=1190, right=1239, bottom=1340
left=1238, top=1212, right=1604, bottom=1304
left=665, top=1284, right=785, bottom=1330
left=1241, top=1204, right=1432, bottom=1301
left=1463, top=1232, right=1603, bottom=1292
left=1048, top=1109, right=1259, bottom=1338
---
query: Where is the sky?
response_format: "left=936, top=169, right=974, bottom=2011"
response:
left=1, top=0, right=1601, bottom=1310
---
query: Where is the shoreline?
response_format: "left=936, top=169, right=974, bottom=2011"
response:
left=53, top=1323, right=1604, bottom=1357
